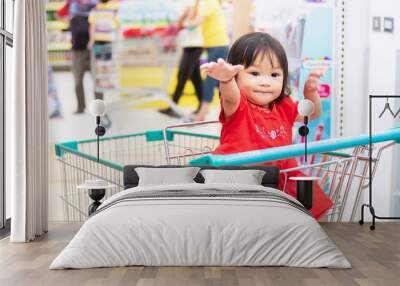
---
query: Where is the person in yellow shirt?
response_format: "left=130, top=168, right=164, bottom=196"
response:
left=88, top=0, right=119, bottom=47
left=194, top=0, right=230, bottom=121
left=158, top=0, right=204, bottom=118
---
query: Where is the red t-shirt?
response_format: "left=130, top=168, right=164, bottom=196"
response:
left=213, top=91, right=332, bottom=219
left=214, top=91, right=299, bottom=170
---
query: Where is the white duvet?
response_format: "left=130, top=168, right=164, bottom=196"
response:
left=50, top=183, right=351, bottom=269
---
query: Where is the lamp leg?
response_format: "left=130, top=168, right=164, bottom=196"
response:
left=94, top=116, right=106, bottom=163
left=97, top=128, right=100, bottom=163
left=304, top=116, right=308, bottom=165
left=296, top=180, right=313, bottom=210
left=304, top=125, right=307, bottom=164
left=298, top=117, right=309, bottom=169
left=96, top=116, right=100, bottom=162
left=88, top=188, right=106, bottom=215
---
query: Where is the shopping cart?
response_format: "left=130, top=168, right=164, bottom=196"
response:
left=55, top=127, right=220, bottom=222
left=188, top=123, right=400, bottom=222
left=55, top=121, right=399, bottom=222
left=91, top=32, right=185, bottom=116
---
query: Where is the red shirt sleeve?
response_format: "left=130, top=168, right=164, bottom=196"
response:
left=218, top=91, right=248, bottom=124
left=278, top=96, right=299, bottom=125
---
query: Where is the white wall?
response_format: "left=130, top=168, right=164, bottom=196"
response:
left=330, top=0, right=371, bottom=221
left=394, top=48, right=400, bottom=215
left=339, top=0, right=370, bottom=138
left=338, top=0, right=400, bottom=221
left=334, top=0, right=400, bottom=221
left=365, top=0, right=400, bottom=219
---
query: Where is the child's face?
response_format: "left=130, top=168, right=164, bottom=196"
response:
left=236, top=53, right=284, bottom=108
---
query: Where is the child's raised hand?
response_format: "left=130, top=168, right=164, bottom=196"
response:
left=200, top=58, right=243, bottom=83
left=304, top=69, right=326, bottom=95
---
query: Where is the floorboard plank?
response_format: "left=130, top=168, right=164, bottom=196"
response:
left=0, top=222, right=399, bottom=286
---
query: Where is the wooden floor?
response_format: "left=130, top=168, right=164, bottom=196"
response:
left=0, top=222, right=399, bottom=286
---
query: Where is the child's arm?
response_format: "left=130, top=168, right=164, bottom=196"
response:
left=296, top=69, right=325, bottom=122
left=200, top=58, right=243, bottom=119
left=184, top=0, right=203, bottom=28
left=178, top=6, right=189, bottom=28
left=183, top=14, right=204, bottom=28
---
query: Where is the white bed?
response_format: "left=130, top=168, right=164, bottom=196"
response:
left=50, top=182, right=351, bottom=269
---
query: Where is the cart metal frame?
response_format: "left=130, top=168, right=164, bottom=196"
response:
left=55, top=121, right=399, bottom=222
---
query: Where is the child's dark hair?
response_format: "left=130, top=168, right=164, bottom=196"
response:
left=227, top=32, right=290, bottom=102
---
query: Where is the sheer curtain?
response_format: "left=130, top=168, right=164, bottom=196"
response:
left=10, top=0, right=48, bottom=242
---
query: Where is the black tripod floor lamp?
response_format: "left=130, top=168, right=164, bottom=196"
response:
left=89, top=99, right=107, bottom=163
left=77, top=100, right=114, bottom=215
left=290, top=99, right=319, bottom=210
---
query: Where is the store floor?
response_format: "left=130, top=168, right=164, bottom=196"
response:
left=48, top=71, right=221, bottom=222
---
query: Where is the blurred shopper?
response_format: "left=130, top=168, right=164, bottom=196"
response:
left=195, top=0, right=230, bottom=121
left=48, top=65, right=62, bottom=119
left=158, top=0, right=203, bottom=118
left=88, top=0, right=119, bottom=99
left=87, top=0, right=119, bottom=128
left=58, top=0, right=97, bottom=114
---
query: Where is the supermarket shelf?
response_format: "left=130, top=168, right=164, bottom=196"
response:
left=49, top=60, right=71, bottom=71
left=94, top=74, right=118, bottom=80
left=47, top=20, right=69, bottom=31
left=52, top=66, right=71, bottom=72
left=48, top=42, right=72, bottom=51
left=49, top=60, right=71, bottom=65
left=46, top=2, right=66, bottom=12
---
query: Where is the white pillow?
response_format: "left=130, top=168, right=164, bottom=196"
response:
left=200, top=169, right=266, bottom=185
left=135, top=167, right=200, bottom=186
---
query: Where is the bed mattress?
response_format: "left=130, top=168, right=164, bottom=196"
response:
left=50, top=183, right=350, bottom=269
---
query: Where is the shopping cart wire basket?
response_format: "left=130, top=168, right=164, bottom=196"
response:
left=55, top=127, right=220, bottom=221
left=190, top=127, right=400, bottom=222
left=55, top=122, right=400, bottom=222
